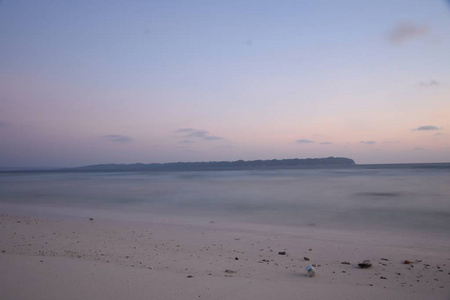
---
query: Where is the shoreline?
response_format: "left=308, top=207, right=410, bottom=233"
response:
left=1, top=206, right=449, bottom=299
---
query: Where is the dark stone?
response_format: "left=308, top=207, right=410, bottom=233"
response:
left=278, top=251, right=286, bottom=255
left=358, top=260, right=372, bottom=269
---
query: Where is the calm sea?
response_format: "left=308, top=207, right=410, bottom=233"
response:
left=1, top=164, right=449, bottom=235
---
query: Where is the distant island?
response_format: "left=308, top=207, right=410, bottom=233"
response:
left=67, top=157, right=355, bottom=172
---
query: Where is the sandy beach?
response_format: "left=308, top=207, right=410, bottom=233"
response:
left=1, top=207, right=449, bottom=300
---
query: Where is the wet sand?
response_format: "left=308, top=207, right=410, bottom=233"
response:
left=1, top=212, right=449, bottom=300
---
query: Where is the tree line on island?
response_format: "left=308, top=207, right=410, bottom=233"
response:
left=68, top=157, right=356, bottom=172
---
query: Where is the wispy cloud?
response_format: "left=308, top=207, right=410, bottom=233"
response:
left=413, top=125, right=439, bottom=131
left=433, top=132, right=443, bottom=141
left=103, top=135, right=132, bottom=143
left=360, top=141, right=376, bottom=145
left=419, top=80, right=439, bottom=87
left=179, top=139, right=194, bottom=144
left=296, top=139, right=314, bottom=144
left=382, top=140, right=400, bottom=144
left=175, top=128, right=224, bottom=141
left=388, top=23, right=428, bottom=44
left=319, top=142, right=333, bottom=145
left=204, top=136, right=223, bottom=141
left=176, top=128, right=208, bottom=138
left=216, top=144, right=233, bottom=149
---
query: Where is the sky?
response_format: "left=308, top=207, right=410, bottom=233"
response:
left=1, top=0, right=449, bottom=167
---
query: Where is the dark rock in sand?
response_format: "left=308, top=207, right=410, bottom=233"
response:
left=341, top=261, right=350, bottom=265
left=404, top=259, right=422, bottom=264
left=89, top=218, right=94, bottom=221
left=304, top=257, right=310, bottom=261
left=358, top=260, right=372, bottom=269
left=278, top=251, right=286, bottom=255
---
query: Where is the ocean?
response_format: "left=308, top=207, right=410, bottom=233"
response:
left=1, top=164, right=449, bottom=235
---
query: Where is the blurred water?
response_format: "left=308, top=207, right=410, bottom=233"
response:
left=1, top=164, right=449, bottom=234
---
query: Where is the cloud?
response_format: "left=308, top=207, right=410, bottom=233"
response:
left=216, top=144, right=233, bottom=149
left=296, top=139, right=314, bottom=144
left=388, top=23, right=428, bottom=44
left=419, top=80, right=439, bottom=87
left=179, top=139, right=194, bottom=144
left=103, top=135, right=132, bottom=143
left=382, top=140, right=400, bottom=144
left=175, top=128, right=223, bottom=141
left=204, top=136, right=223, bottom=141
left=176, top=128, right=209, bottom=138
left=319, top=142, right=333, bottom=145
left=360, top=141, right=376, bottom=145
left=414, top=126, right=439, bottom=131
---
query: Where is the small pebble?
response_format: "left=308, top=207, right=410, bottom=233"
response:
left=358, top=260, right=372, bottom=269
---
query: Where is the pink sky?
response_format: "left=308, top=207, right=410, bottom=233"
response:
left=1, top=1, right=449, bottom=167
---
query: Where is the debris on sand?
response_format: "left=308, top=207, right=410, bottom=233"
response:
left=304, top=257, right=310, bottom=261
left=403, top=259, right=421, bottom=265
left=278, top=251, right=286, bottom=255
left=358, top=260, right=372, bottom=269
left=305, top=265, right=317, bottom=277
left=341, top=261, right=350, bottom=265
